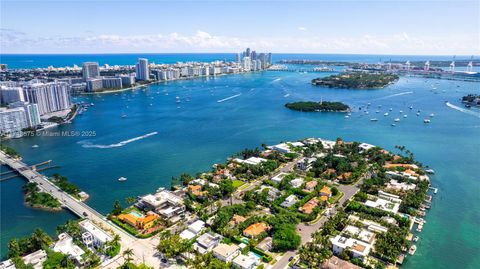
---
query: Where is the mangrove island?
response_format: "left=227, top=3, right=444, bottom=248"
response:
left=285, top=101, right=350, bottom=112
left=312, top=72, right=399, bottom=89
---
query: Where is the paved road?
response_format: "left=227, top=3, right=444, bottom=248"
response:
left=271, top=183, right=360, bottom=269
left=0, top=152, right=163, bottom=268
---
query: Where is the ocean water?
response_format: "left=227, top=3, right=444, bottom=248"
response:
left=0, top=55, right=479, bottom=268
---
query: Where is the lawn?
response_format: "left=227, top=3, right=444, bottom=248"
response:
left=232, top=180, right=245, bottom=188
left=328, top=191, right=344, bottom=204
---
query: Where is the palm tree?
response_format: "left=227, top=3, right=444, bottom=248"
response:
left=123, top=248, right=134, bottom=265
left=31, top=228, right=52, bottom=250
left=125, top=197, right=136, bottom=205
left=111, top=234, right=121, bottom=246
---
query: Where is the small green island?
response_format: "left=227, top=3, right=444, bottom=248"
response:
left=312, top=72, right=399, bottom=89
left=285, top=101, right=350, bottom=112
left=23, top=182, right=62, bottom=210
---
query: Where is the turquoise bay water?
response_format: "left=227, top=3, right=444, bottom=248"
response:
left=1, top=58, right=479, bottom=268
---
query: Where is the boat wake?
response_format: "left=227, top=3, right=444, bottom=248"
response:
left=445, top=102, right=480, bottom=118
left=79, top=132, right=158, bottom=149
left=284, top=93, right=290, bottom=97
left=272, top=78, right=282, bottom=83
left=375, top=91, right=413, bottom=100
left=217, top=93, right=242, bottom=103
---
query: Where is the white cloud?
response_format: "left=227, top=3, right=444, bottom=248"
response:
left=297, top=27, right=307, bottom=32
left=1, top=29, right=478, bottom=55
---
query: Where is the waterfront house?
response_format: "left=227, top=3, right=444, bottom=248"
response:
left=79, top=219, right=112, bottom=249
left=348, top=215, right=388, bottom=234
left=0, top=259, right=15, bottom=269
left=187, top=184, right=207, bottom=197
left=53, top=233, right=85, bottom=265
left=336, top=172, right=352, bottom=181
left=358, top=143, right=375, bottom=152
left=297, top=157, right=316, bottom=171
left=118, top=211, right=159, bottom=230
left=280, top=194, right=299, bottom=208
left=364, top=196, right=400, bottom=214
left=271, top=172, right=288, bottom=184
left=212, top=243, right=240, bottom=262
left=22, top=250, right=47, bottom=269
left=232, top=253, right=260, bottom=269
left=243, top=222, right=270, bottom=238
left=233, top=156, right=267, bottom=166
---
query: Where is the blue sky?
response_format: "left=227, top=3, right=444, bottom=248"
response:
left=1, top=0, right=479, bottom=55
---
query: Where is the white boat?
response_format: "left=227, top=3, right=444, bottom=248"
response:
left=365, top=111, right=369, bottom=115
left=399, top=110, right=403, bottom=113
left=413, top=236, right=419, bottom=242
left=424, top=119, right=431, bottom=123
left=389, top=108, right=393, bottom=111
left=376, top=110, right=380, bottom=113
left=370, top=118, right=378, bottom=122
left=416, top=112, right=420, bottom=116
left=384, top=112, right=389, bottom=116
left=344, top=115, right=350, bottom=119
left=425, top=169, right=435, bottom=174
left=404, top=115, right=408, bottom=118
left=409, top=106, right=413, bottom=109
left=408, top=245, right=417, bottom=255
left=430, top=113, right=435, bottom=117
left=32, top=144, right=39, bottom=148
left=391, top=123, right=396, bottom=127
left=118, top=177, right=127, bottom=182
left=121, top=114, right=127, bottom=118
left=394, top=118, right=400, bottom=122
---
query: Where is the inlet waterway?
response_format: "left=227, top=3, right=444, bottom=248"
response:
left=1, top=54, right=479, bottom=268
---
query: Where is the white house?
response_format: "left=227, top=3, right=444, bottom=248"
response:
left=271, top=172, right=288, bottom=183
left=193, top=232, right=222, bottom=254
left=53, top=233, right=85, bottom=265
left=234, top=157, right=267, bottom=166
left=364, top=197, right=400, bottom=214
left=358, top=143, right=376, bottom=152
left=281, top=194, right=299, bottom=208
left=22, top=250, right=47, bottom=269
left=331, top=235, right=371, bottom=260
left=213, top=243, right=240, bottom=262
left=290, top=178, right=304, bottom=188
left=79, top=219, right=113, bottom=248
left=180, top=220, right=205, bottom=240
left=232, top=253, right=260, bottom=269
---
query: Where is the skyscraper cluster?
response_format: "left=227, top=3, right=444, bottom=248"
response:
left=239, top=48, right=272, bottom=71
left=0, top=81, right=72, bottom=137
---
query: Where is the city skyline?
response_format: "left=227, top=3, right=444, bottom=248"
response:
left=1, top=0, right=479, bottom=55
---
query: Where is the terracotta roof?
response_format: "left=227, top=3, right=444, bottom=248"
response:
left=337, top=172, right=352, bottom=180
left=299, top=198, right=319, bottom=214
left=141, top=214, right=158, bottom=224
left=305, top=181, right=318, bottom=189
left=383, top=163, right=416, bottom=169
left=229, top=214, right=247, bottom=226
left=320, top=196, right=329, bottom=202
left=118, top=213, right=138, bottom=225
left=320, top=186, right=332, bottom=195
left=324, top=168, right=337, bottom=175
left=243, top=223, right=269, bottom=237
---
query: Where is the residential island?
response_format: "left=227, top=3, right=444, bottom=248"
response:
left=461, top=94, right=480, bottom=107
left=285, top=101, right=350, bottom=112
left=2, top=137, right=435, bottom=269
left=312, top=73, right=399, bottom=89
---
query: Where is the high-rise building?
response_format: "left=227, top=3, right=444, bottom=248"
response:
left=102, top=77, right=123, bottom=89
left=0, top=107, right=28, bottom=137
left=86, top=79, right=103, bottom=92
left=82, top=62, right=100, bottom=81
left=245, top=48, right=251, bottom=58
left=267, top=53, right=272, bottom=66
left=0, top=86, right=25, bottom=105
left=251, top=51, right=257, bottom=61
left=23, top=82, right=71, bottom=115
left=235, top=53, right=241, bottom=63
left=135, top=58, right=150, bottom=81
left=8, top=102, right=41, bottom=128
left=242, top=57, right=252, bottom=71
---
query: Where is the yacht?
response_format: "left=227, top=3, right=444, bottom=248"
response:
left=394, top=118, right=400, bottom=122
left=424, top=119, right=431, bottom=123
left=118, top=177, right=127, bottom=182
left=399, top=110, right=403, bottom=113
left=384, top=112, right=389, bottom=116
left=344, top=115, right=350, bottom=119
left=370, top=118, right=378, bottom=122
left=404, top=115, right=408, bottom=118
left=416, top=112, right=420, bottom=116
left=409, top=106, right=413, bottom=110
left=389, top=108, right=393, bottom=111
left=391, top=123, right=396, bottom=127
left=375, top=110, right=380, bottom=113
left=413, top=236, right=419, bottom=242
left=121, top=113, right=127, bottom=118
left=425, top=169, right=435, bottom=174
left=32, top=144, right=39, bottom=148
left=430, top=113, right=435, bottom=117
left=408, top=245, right=417, bottom=255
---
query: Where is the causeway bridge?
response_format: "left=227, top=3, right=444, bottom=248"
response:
left=0, top=151, right=162, bottom=268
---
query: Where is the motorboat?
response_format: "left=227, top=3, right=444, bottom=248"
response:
left=429, top=113, right=435, bottom=117
left=408, top=245, right=417, bottom=255
left=118, top=177, right=127, bottom=182
left=394, top=118, right=400, bottom=122
left=32, top=145, right=39, bottom=148
left=370, top=118, right=378, bottom=122
left=404, top=115, right=408, bottom=118
left=424, top=119, right=431, bottom=123
left=384, top=112, right=389, bottom=116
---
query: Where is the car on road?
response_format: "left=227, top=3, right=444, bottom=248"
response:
left=288, top=257, right=294, bottom=261
left=83, top=212, right=88, bottom=217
